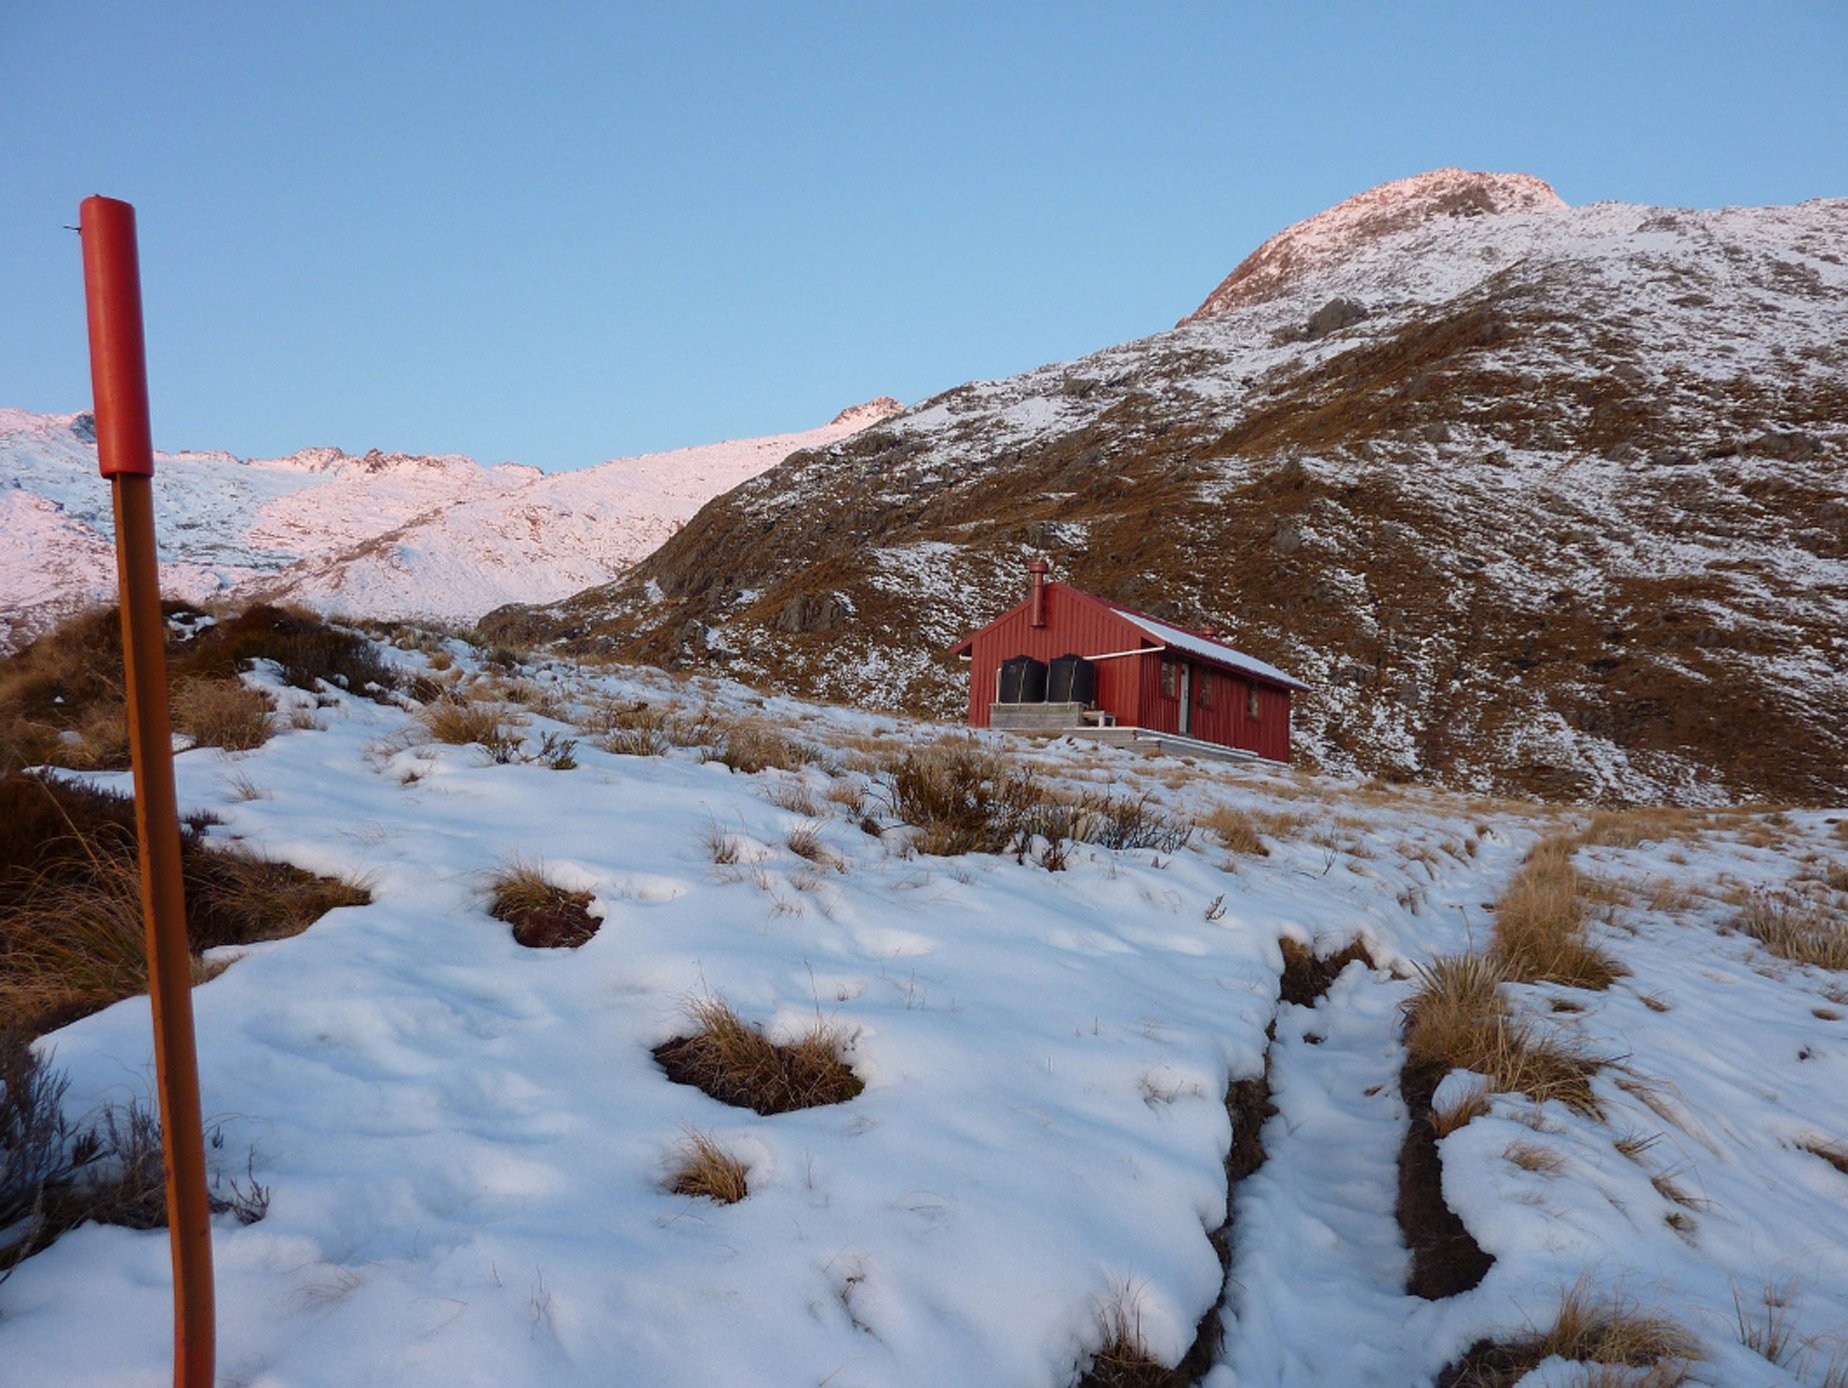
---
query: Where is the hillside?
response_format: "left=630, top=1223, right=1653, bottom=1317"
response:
left=0, top=399, right=900, bottom=649
left=3, top=626, right=1845, bottom=1385
left=484, top=171, right=1848, bottom=806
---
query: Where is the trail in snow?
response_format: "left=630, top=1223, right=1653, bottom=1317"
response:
left=1211, top=965, right=1423, bottom=1387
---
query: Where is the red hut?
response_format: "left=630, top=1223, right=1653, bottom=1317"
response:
left=947, top=560, right=1306, bottom=763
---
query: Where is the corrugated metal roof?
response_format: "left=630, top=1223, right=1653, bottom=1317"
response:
left=1109, top=609, right=1308, bottom=690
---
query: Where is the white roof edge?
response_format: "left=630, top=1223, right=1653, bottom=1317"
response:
left=1109, top=609, right=1308, bottom=690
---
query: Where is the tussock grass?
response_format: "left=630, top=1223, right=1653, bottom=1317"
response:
left=886, top=745, right=1189, bottom=861
left=1491, top=837, right=1626, bottom=990
left=0, top=602, right=336, bottom=772
left=192, top=604, right=395, bottom=698
left=579, top=699, right=689, bottom=757
left=1431, top=1082, right=1492, bottom=1137
left=0, top=771, right=370, bottom=1038
left=168, top=677, right=273, bottom=751
left=1202, top=804, right=1304, bottom=857
left=824, top=777, right=867, bottom=818
left=785, top=824, right=843, bottom=872
left=767, top=781, right=823, bottom=817
left=1078, top=1298, right=1187, bottom=1388
left=1447, top=1280, right=1698, bottom=1387
left=702, top=718, right=815, bottom=775
left=886, top=746, right=1037, bottom=857
left=486, top=860, right=599, bottom=949
left=1404, top=955, right=1606, bottom=1117
left=1, top=604, right=361, bottom=769
left=1504, top=1141, right=1564, bottom=1174
left=419, top=694, right=518, bottom=746
left=666, top=1129, right=749, bottom=1204
left=1734, top=889, right=1848, bottom=971
left=653, top=997, right=861, bottom=1115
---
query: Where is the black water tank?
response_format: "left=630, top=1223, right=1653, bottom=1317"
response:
left=1047, top=653, right=1096, bottom=705
left=998, top=654, right=1048, bottom=703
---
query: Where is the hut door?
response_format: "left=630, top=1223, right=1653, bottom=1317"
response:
left=1178, top=665, right=1193, bottom=734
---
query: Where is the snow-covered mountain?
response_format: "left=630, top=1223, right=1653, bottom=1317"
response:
left=488, top=171, right=1847, bottom=806
left=0, top=399, right=901, bottom=648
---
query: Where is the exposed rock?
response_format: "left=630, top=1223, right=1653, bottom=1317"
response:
left=1305, top=297, right=1371, bottom=340
left=773, top=592, right=851, bottom=633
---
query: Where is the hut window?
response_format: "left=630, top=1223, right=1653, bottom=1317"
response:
left=1160, top=660, right=1179, bottom=699
left=1196, top=672, right=1212, bottom=707
left=1247, top=685, right=1261, bottom=719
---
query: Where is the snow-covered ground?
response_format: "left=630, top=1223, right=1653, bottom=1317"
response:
left=3, top=635, right=1845, bottom=1386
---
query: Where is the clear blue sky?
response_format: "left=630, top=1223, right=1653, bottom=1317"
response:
left=4, top=2, right=1844, bottom=471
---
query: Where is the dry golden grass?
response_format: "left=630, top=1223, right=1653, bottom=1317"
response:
left=824, top=777, right=867, bottom=817
left=168, top=677, right=274, bottom=752
left=785, top=824, right=843, bottom=872
left=653, top=997, right=862, bottom=1115
left=666, top=1129, right=749, bottom=1203
left=1201, top=804, right=1305, bottom=857
left=702, top=718, right=815, bottom=775
left=1491, top=837, right=1626, bottom=990
left=485, top=860, right=599, bottom=949
left=767, top=780, right=823, bottom=816
left=1078, top=1312, right=1183, bottom=1388
left=418, top=694, right=518, bottom=746
left=1504, top=1141, right=1565, bottom=1174
left=1450, top=1279, right=1698, bottom=1387
left=1615, top=1130, right=1662, bottom=1162
left=1649, top=1169, right=1707, bottom=1209
left=1404, top=955, right=1606, bottom=1117
left=1431, top=1082, right=1492, bottom=1137
left=1734, top=890, right=1848, bottom=971
left=0, top=773, right=369, bottom=1038
left=1734, top=1281, right=1804, bottom=1370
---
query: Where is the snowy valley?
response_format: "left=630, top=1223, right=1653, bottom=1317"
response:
left=0, top=622, right=1844, bottom=1386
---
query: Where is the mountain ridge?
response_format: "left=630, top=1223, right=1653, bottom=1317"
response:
left=0, top=399, right=902, bottom=647
left=484, top=174, right=1848, bottom=806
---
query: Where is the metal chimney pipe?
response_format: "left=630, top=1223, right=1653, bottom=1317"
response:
left=1028, top=558, right=1049, bottom=627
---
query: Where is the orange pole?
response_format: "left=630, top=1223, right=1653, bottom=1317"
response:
left=79, top=195, right=216, bottom=1388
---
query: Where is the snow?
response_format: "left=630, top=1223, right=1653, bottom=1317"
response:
left=0, top=401, right=901, bottom=647
left=4, top=632, right=1844, bottom=1385
left=1108, top=610, right=1309, bottom=691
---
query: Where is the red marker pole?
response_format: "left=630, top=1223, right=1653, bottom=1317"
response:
left=79, top=195, right=216, bottom=1388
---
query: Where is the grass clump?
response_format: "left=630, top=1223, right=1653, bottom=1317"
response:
left=0, top=771, right=370, bottom=1038
left=665, top=1129, right=749, bottom=1204
left=1734, top=889, right=1848, bottom=971
left=886, top=745, right=1037, bottom=856
left=1404, top=954, right=1605, bottom=1117
left=1202, top=804, right=1303, bottom=857
left=1491, top=837, right=1626, bottom=990
left=1431, top=1081, right=1493, bottom=1138
left=886, top=745, right=1187, bottom=861
left=419, top=694, right=518, bottom=747
left=653, top=997, right=862, bottom=1115
left=486, top=860, right=600, bottom=949
left=701, top=719, right=815, bottom=775
left=2, top=1039, right=268, bottom=1284
left=1443, top=1280, right=1699, bottom=1387
left=1, top=602, right=398, bottom=773
left=188, top=603, right=395, bottom=699
left=167, top=677, right=274, bottom=752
